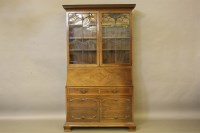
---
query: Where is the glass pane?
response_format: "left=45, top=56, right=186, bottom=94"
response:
left=82, top=51, right=96, bottom=64
left=70, top=51, right=82, bottom=64
left=102, top=13, right=130, bottom=64
left=103, top=51, right=115, bottom=64
left=68, top=13, right=97, bottom=64
left=116, top=51, right=130, bottom=63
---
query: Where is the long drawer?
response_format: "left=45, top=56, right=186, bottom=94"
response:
left=67, top=87, right=132, bottom=95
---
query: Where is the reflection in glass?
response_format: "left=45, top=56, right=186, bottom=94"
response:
left=69, top=13, right=96, bottom=27
left=102, top=14, right=129, bottom=26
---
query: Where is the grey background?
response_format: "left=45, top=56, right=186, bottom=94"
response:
left=0, top=0, right=200, bottom=120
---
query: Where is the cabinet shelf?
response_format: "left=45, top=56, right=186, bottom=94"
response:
left=69, top=24, right=97, bottom=27
left=103, top=49, right=130, bottom=51
left=70, top=49, right=96, bottom=52
left=102, top=25, right=130, bottom=28
left=69, top=37, right=97, bottom=39
left=102, top=37, right=130, bottom=39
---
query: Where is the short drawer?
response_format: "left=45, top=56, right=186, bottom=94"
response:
left=100, top=87, right=132, bottom=95
left=68, top=88, right=99, bottom=95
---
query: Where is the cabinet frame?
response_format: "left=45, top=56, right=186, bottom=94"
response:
left=63, top=4, right=136, bottom=132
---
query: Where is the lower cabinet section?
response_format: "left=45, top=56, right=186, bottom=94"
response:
left=65, top=87, right=135, bottom=131
left=67, top=95, right=133, bottom=122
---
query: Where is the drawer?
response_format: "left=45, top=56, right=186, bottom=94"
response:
left=100, top=87, right=131, bottom=95
left=67, top=96, right=99, bottom=108
left=68, top=108, right=99, bottom=122
left=68, top=88, right=99, bottom=95
left=101, top=112, right=132, bottom=122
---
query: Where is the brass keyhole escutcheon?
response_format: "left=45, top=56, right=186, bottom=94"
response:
left=80, top=88, right=88, bottom=94
left=112, top=88, right=118, bottom=93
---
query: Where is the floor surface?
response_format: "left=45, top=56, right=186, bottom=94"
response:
left=0, top=119, right=199, bottom=133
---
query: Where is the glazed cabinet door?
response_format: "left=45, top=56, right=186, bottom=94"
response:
left=67, top=96, right=99, bottom=122
left=67, top=12, right=99, bottom=66
left=100, top=12, right=132, bottom=66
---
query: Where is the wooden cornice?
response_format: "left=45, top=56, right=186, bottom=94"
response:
left=63, top=4, right=136, bottom=10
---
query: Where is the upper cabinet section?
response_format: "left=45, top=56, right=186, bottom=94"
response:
left=63, top=5, right=136, bottom=67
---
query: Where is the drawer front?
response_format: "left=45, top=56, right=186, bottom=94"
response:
left=100, top=87, right=131, bottom=95
left=101, top=112, right=131, bottom=122
left=67, top=96, right=99, bottom=122
left=68, top=88, right=99, bottom=95
left=69, top=108, right=99, bottom=122
left=100, top=96, right=132, bottom=122
left=68, top=97, right=98, bottom=108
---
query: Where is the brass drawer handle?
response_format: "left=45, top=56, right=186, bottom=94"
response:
left=114, top=116, right=118, bottom=119
left=81, top=116, right=85, bottom=119
left=114, top=98, right=118, bottom=102
left=112, top=89, right=118, bottom=94
left=81, top=98, right=85, bottom=101
left=80, top=88, right=88, bottom=94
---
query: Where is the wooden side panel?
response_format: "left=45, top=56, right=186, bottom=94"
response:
left=67, top=67, right=132, bottom=86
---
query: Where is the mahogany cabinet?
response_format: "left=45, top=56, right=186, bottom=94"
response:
left=63, top=4, right=136, bottom=131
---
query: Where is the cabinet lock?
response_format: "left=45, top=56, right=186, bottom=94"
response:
left=80, top=88, right=88, bottom=94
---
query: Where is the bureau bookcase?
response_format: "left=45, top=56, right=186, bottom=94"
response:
left=63, top=4, right=136, bottom=131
